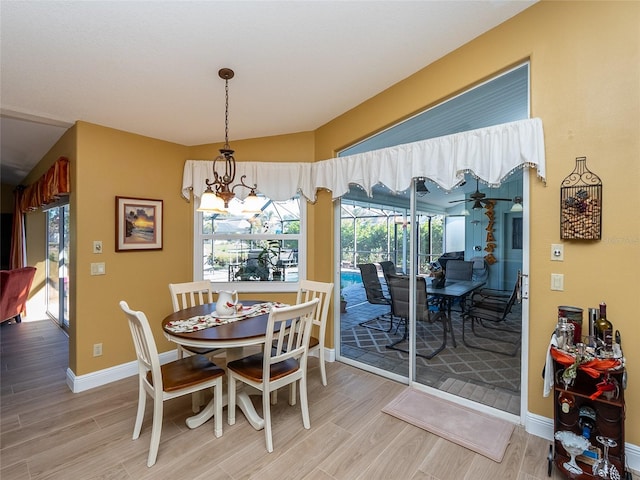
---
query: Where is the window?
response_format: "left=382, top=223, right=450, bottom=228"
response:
left=194, top=196, right=305, bottom=292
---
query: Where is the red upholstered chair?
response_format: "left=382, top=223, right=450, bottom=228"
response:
left=1, top=267, right=37, bottom=324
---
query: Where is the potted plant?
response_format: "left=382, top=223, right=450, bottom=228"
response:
left=258, top=240, right=282, bottom=281
left=340, top=290, right=347, bottom=313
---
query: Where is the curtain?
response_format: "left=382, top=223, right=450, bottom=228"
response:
left=182, top=118, right=545, bottom=203
left=9, top=157, right=71, bottom=270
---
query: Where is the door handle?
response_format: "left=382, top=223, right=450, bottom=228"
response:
left=520, top=272, right=529, bottom=300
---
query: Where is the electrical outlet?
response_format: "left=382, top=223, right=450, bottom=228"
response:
left=93, top=240, right=103, bottom=254
left=93, top=343, right=103, bottom=357
left=551, top=243, right=564, bottom=261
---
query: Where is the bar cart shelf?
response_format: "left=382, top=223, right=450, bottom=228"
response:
left=549, top=349, right=630, bottom=479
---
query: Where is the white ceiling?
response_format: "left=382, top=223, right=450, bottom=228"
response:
left=0, top=0, right=536, bottom=187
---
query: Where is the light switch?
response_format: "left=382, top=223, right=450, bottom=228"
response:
left=91, top=262, right=106, bottom=275
left=551, top=273, right=564, bottom=291
left=93, top=240, right=103, bottom=254
left=551, top=243, right=564, bottom=261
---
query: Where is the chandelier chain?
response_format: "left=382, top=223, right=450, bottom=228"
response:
left=224, top=77, right=230, bottom=149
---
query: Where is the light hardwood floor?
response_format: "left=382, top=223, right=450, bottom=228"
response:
left=0, top=319, right=587, bottom=479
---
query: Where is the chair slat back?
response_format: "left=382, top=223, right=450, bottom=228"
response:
left=379, top=261, right=397, bottom=284
left=169, top=281, right=214, bottom=312
left=119, top=301, right=162, bottom=390
left=266, top=299, right=319, bottom=375
left=386, top=274, right=430, bottom=322
left=445, top=260, right=474, bottom=281
left=357, top=263, right=389, bottom=305
left=296, top=280, right=334, bottom=330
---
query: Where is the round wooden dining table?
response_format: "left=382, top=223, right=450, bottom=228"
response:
left=162, top=300, right=275, bottom=431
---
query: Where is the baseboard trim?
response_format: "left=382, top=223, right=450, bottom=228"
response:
left=66, top=350, right=177, bottom=393
left=525, top=411, right=639, bottom=472
left=66, top=346, right=336, bottom=392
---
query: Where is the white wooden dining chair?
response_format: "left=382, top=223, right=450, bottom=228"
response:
left=169, top=281, right=221, bottom=412
left=168, top=281, right=219, bottom=359
left=296, top=279, right=334, bottom=386
left=227, top=298, right=319, bottom=453
left=119, top=301, right=225, bottom=467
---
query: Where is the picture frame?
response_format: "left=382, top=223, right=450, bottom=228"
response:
left=115, top=196, right=163, bottom=251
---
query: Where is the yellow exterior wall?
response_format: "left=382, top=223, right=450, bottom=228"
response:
left=315, top=1, right=639, bottom=443
left=17, top=0, right=638, bottom=446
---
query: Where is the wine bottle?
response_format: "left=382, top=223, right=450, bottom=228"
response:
left=595, top=302, right=613, bottom=353
left=578, top=405, right=596, bottom=439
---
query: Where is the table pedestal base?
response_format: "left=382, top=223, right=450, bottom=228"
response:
left=185, top=390, right=264, bottom=430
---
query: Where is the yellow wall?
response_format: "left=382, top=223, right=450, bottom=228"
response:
left=19, top=0, right=638, bottom=445
left=70, top=122, right=192, bottom=374
left=315, top=0, right=639, bottom=443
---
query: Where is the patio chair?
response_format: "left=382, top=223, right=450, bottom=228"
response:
left=385, top=274, right=449, bottom=359
left=357, top=263, right=394, bottom=332
left=443, top=260, right=474, bottom=312
left=379, top=260, right=398, bottom=284
left=461, top=273, right=521, bottom=356
left=120, top=301, right=225, bottom=467
left=444, top=260, right=473, bottom=281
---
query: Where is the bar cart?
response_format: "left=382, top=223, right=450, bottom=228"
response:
left=548, top=346, right=631, bottom=479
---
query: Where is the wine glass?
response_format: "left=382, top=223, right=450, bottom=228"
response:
left=593, top=436, right=620, bottom=479
left=555, top=430, right=590, bottom=475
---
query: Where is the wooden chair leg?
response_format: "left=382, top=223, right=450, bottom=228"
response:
left=133, top=383, right=146, bottom=440
left=319, top=347, right=327, bottom=386
left=299, top=378, right=310, bottom=429
left=147, top=395, right=164, bottom=467
left=263, top=390, right=273, bottom=453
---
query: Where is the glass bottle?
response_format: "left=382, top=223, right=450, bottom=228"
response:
left=558, top=390, right=575, bottom=414
left=578, top=405, right=596, bottom=439
left=556, top=317, right=574, bottom=351
left=595, top=302, right=613, bottom=354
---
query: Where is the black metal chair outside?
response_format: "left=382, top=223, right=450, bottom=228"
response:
left=443, top=260, right=474, bottom=313
left=385, top=274, right=449, bottom=359
left=357, top=263, right=394, bottom=332
left=379, top=260, right=397, bottom=284
left=462, top=273, right=521, bottom=356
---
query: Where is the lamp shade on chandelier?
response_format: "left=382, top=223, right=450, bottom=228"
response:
left=197, top=68, right=262, bottom=214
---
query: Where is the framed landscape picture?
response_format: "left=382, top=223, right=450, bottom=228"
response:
left=116, top=197, right=163, bottom=251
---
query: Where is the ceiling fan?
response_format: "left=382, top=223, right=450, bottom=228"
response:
left=448, top=178, right=512, bottom=210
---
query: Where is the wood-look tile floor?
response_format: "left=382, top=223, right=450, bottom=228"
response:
left=0, top=318, right=610, bottom=480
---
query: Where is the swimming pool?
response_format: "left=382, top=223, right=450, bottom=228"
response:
left=340, top=269, right=362, bottom=288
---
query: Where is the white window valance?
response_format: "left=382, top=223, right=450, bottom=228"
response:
left=182, top=118, right=545, bottom=203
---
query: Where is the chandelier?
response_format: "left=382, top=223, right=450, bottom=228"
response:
left=197, top=68, right=262, bottom=214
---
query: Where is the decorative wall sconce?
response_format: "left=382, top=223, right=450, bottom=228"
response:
left=560, top=157, right=602, bottom=240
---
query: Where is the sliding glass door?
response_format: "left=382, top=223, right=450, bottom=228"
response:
left=46, top=204, right=69, bottom=331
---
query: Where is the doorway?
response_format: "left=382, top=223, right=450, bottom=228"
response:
left=46, top=204, right=69, bottom=331
left=337, top=173, right=524, bottom=416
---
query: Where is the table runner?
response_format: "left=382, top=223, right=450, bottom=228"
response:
left=165, top=302, right=287, bottom=333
